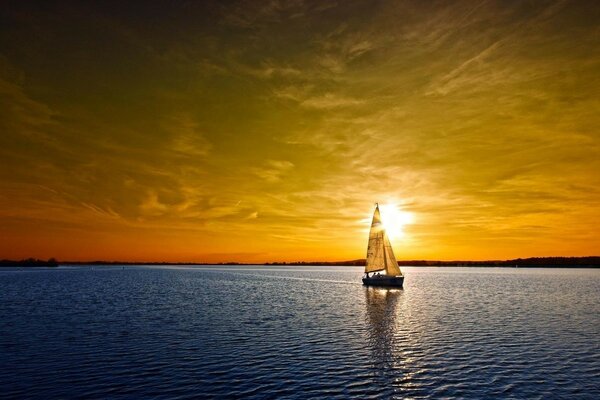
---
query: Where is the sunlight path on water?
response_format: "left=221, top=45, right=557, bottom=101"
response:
left=143, top=265, right=345, bottom=273
left=140, top=265, right=363, bottom=284
left=210, top=270, right=362, bottom=285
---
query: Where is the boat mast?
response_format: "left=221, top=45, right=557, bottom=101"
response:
left=381, top=205, right=388, bottom=274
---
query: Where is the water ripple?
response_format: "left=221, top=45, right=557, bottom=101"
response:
left=1, top=266, right=599, bottom=398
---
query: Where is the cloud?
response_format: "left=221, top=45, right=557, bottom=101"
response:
left=163, top=114, right=212, bottom=157
left=301, top=92, right=365, bottom=109
left=246, top=211, right=259, bottom=219
left=1, top=0, right=598, bottom=261
left=140, top=191, right=168, bottom=216
left=0, top=68, right=56, bottom=145
left=252, top=160, right=294, bottom=183
left=240, top=61, right=303, bottom=79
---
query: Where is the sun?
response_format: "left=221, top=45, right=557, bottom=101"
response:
left=378, top=203, right=415, bottom=240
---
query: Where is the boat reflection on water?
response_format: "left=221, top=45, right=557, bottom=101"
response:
left=365, top=287, right=402, bottom=360
left=365, top=287, right=410, bottom=394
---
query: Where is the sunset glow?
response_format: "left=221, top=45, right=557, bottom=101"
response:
left=0, top=1, right=599, bottom=262
left=378, top=204, right=415, bottom=241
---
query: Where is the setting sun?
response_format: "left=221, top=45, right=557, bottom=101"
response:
left=378, top=204, right=415, bottom=241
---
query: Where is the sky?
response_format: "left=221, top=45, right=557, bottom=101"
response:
left=0, top=0, right=599, bottom=262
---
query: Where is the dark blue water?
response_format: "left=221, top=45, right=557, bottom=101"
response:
left=1, top=266, right=599, bottom=399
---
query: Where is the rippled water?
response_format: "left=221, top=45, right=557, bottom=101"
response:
left=1, top=266, right=599, bottom=398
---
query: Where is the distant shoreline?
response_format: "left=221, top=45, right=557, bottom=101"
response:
left=1, top=257, right=599, bottom=268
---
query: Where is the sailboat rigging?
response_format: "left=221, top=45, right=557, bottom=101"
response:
left=362, top=203, right=404, bottom=287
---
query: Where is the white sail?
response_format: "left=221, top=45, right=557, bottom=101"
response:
left=365, top=205, right=402, bottom=276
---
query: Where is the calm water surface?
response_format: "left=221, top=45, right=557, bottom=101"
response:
left=1, top=266, right=599, bottom=399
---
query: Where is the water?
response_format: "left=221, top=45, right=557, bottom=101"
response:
left=1, top=266, right=599, bottom=399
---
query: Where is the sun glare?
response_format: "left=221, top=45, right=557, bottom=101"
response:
left=379, top=204, right=415, bottom=240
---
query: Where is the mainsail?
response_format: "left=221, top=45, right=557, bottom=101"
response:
left=365, top=205, right=402, bottom=276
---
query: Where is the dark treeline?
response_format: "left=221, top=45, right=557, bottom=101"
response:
left=0, top=258, right=59, bottom=267
left=2, top=257, right=599, bottom=268
left=267, top=257, right=600, bottom=267
left=266, top=260, right=366, bottom=266
left=398, top=257, right=600, bottom=267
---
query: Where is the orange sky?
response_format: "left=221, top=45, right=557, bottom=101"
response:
left=1, top=1, right=599, bottom=262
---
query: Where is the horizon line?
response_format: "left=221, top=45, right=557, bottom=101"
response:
left=2, top=256, right=600, bottom=266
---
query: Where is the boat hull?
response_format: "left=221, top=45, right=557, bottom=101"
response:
left=362, top=275, right=404, bottom=288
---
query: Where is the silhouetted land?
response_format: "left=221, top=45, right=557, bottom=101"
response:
left=0, top=258, right=59, bottom=267
left=2, top=257, right=599, bottom=267
left=265, top=257, right=600, bottom=268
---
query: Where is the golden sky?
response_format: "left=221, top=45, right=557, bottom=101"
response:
left=1, top=1, right=599, bottom=262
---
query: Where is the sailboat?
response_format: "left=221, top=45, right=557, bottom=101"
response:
left=362, top=203, right=404, bottom=288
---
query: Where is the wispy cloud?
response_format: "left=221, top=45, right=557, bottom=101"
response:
left=163, top=114, right=212, bottom=157
left=252, top=160, right=294, bottom=183
left=0, top=0, right=598, bottom=261
left=300, top=93, right=365, bottom=109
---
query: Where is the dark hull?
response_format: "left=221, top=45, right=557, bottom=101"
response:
left=362, top=275, right=404, bottom=288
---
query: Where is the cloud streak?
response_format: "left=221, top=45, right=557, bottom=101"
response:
left=0, top=0, right=598, bottom=262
